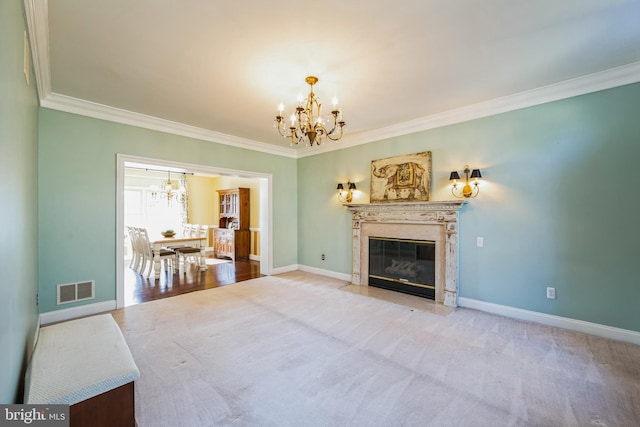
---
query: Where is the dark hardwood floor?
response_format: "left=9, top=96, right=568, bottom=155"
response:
left=124, top=257, right=262, bottom=305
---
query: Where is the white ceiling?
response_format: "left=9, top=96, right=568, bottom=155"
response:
left=26, top=0, right=640, bottom=157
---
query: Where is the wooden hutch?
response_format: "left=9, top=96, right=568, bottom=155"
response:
left=214, top=188, right=250, bottom=261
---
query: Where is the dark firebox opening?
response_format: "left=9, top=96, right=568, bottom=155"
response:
left=369, top=237, right=436, bottom=299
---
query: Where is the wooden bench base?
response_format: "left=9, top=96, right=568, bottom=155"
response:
left=70, top=382, right=135, bottom=427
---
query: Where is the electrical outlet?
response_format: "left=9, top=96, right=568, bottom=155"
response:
left=321, top=254, right=325, bottom=261
left=476, top=237, right=484, bottom=247
left=546, top=287, right=556, bottom=299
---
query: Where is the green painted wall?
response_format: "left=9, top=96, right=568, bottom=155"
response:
left=0, top=0, right=40, bottom=403
left=38, top=109, right=297, bottom=313
left=33, top=53, right=640, bottom=335
left=298, top=83, right=640, bottom=332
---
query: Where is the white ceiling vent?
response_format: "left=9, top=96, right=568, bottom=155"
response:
left=57, top=280, right=95, bottom=305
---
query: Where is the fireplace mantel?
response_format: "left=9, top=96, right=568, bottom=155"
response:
left=345, top=200, right=465, bottom=210
left=345, top=201, right=466, bottom=307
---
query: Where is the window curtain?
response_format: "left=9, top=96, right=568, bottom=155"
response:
left=180, top=174, right=189, bottom=225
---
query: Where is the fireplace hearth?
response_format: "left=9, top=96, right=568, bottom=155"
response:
left=369, top=237, right=436, bottom=299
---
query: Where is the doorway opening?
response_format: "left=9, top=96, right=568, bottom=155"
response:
left=116, top=154, right=272, bottom=308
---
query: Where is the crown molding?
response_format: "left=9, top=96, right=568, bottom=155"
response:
left=41, top=93, right=298, bottom=158
left=24, top=2, right=297, bottom=159
left=23, top=0, right=51, bottom=100
left=25, top=1, right=640, bottom=160
left=305, top=60, right=640, bottom=157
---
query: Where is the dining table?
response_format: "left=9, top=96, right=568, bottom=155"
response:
left=151, top=235, right=207, bottom=279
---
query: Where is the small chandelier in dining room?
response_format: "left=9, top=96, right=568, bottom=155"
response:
left=150, top=171, right=185, bottom=207
left=274, top=76, right=346, bottom=146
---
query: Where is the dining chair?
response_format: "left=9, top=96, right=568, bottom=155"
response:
left=175, top=225, right=209, bottom=273
left=126, top=227, right=137, bottom=269
left=138, top=228, right=177, bottom=278
left=165, top=223, right=199, bottom=253
left=164, top=223, right=194, bottom=251
left=130, top=227, right=145, bottom=273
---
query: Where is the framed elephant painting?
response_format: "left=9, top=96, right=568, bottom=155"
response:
left=370, top=151, right=432, bottom=203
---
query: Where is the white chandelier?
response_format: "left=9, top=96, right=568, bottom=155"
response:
left=274, top=76, right=346, bottom=146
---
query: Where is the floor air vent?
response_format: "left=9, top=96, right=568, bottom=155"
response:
left=57, top=280, right=95, bottom=305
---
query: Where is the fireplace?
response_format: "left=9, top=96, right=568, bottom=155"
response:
left=346, top=201, right=465, bottom=307
left=369, top=237, right=436, bottom=299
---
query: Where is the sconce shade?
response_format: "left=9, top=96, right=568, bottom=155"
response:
left=450, top=165, right=481, bottom=199
left=337, top=180, right=355, bottom=203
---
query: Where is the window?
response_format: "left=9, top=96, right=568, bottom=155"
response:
left=124, top=187, right=184, bottom=259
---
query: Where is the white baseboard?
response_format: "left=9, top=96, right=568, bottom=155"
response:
left=458, top=297, right=640, bottom=346
left=40, top=300, right=117, bottom=325
left=270, top=264, right=299, bottom=275
left=298, top=265, right=352, bottom=282
left=264, top=266, right=640, bottom=345
left=249, top=254, right=260, bottom=261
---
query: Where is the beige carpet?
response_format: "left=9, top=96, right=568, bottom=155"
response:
left=112, top=271, right=640, bottom=427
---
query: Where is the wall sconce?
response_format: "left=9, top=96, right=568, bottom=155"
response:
left=337, top=181, right=357, bottom=203
left=449, top=165, right=482, bottom=198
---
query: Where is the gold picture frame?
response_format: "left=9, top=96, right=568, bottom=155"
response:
left=370, top=151, right=432, bottom=203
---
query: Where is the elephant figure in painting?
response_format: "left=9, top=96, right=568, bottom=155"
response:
left=372, top=162, right=429, bottom=200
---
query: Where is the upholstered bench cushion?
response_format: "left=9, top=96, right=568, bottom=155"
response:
left=24, top=314, right=140, bottom=405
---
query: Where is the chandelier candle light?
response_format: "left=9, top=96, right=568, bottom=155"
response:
left=275, top=76, right=346, bottom=146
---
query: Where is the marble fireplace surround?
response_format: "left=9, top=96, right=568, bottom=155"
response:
left=345, top=201, right=466, bottom=307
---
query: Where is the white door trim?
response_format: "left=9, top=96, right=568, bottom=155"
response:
left=116, top=154, right=273, bottom=309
